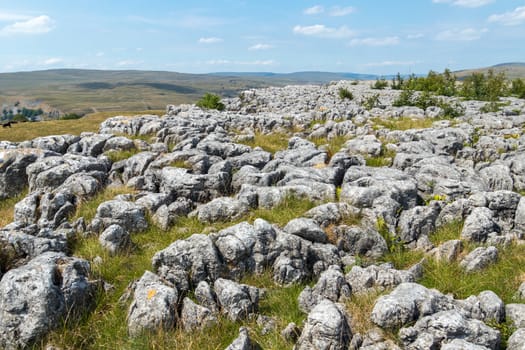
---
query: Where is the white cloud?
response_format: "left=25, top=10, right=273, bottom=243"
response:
left=304, top=5, right=324, bottom=15
left=95, top=52, right=105, bottom=57
left=407, top=33, right=424, bottom=39
left=198, top=37, right=223, bottom=44
left=293, top=24, right=355, bottom=38
left=116, top=60, right=143, bottom=67
left=329, top=6, right=355, bottom=16
left=435, top=27, right=488, bottom=41
left=349, top=36, right=400, bottom=46
left=206, top=59, right=231, bottom=65
left=432, top=0, right=493, bottom=8
left=488, top=6, right=525, bottom=26
left=0, top=15, right=54, bottom=36
left=364, top=60, right=422, bottom=67
left=248, top=43, right=273, bottom=51
left=42, top=57, right=62, bottom=65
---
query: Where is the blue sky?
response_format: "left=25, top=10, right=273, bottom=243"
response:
left=0, top=0, right=524, bottom=74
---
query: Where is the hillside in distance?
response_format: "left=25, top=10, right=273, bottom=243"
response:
left=454, top=62, right=525, bottom=80
left=0, top=69, right=377, bottom=116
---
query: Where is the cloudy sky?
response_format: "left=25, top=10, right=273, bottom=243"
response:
left=0, top=0, right=523, bottom=74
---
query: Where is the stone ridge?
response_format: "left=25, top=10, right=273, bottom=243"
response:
left=0, top=81, right=525, bottom=349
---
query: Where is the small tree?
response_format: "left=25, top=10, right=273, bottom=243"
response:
left=371, top=77, right=388, bottom=90
left=196, top=93, right=225, bottom=111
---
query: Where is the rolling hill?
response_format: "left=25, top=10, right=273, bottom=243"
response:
left=0, top=69, right=378, bottom=116
left=454, top=62, right=525, bottom=80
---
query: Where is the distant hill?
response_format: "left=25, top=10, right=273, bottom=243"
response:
left=454, top=62, right=525, bottom=80
left=0, top=69, right=377, bottom=115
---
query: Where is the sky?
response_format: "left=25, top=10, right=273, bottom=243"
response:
left=0, top=0, right=524, bottom=75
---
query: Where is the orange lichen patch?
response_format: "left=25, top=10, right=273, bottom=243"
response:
left=147, top=289, right=157, bottom=300
left=313, top=162, right=327, bottom=169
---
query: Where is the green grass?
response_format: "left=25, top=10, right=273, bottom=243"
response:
left=72, top=186, right=136, bottom=223
left=0, top=110, right=163, bottom=143
left=36, top=190, right=321, bottom=349
left=365, top=145, right=396, bottom=167
left=371, top=117, right=435, bottom=131
left=428, top=220, right=464, bottom=246
left=419, top=243, right=525, bottom=303
left=0, top=189, right=28, bottom=227
left=237, top=131, right=290, bottom=154
left=309, top=135, right=349, bottom=160
left=104, top=149, right=141, bottom=163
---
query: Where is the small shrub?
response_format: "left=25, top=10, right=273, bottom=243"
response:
left=338, top=87, right=353, bottom=100
left=371, top=77, right=388, bottom=90
left=60, top=113, right=83, bottom=120
left=365, top=144, right=396, bottom=167
left=196, top=93, right=225, bottom=111
left=361, top=94, right=381, bottom=110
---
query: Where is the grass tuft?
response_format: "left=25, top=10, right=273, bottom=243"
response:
left=104, top=149, right=141, bottom=163
left=371, top=117, right=435, bottom=131
left=0, top=189, right=28, bottom=228
left=237, top=131, right=290, bottom=154
left=420, top=243, right=525, bottom=303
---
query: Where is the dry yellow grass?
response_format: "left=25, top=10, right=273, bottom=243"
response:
left=0, top=110, right=163, bottom=143
left=0, top=190, right=27, bottom=228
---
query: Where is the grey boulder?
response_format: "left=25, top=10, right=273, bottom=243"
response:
left=213, top=278, right=260, bottom=321
left=298, top=265, right=351, bottom=313
left=294, top=299, right=352, bottom=350
left=127, top=271, right=178, bottom=337
left=459, top=246, right=498, bottom=273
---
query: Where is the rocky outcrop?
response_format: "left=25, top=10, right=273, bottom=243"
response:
left=2, top=80, right=525, bottom=348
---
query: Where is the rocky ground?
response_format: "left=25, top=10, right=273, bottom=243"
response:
left=1, top=81, right=525, bottom=349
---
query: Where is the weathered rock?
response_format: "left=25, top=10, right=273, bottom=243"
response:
left=460, top=246, right=498, bottom=273
left=127, top=271, right=178, bottom=336
left=461, top=207, right=499, bottom=242
left=346, top=263, right=416, bottom=294
left=0, top=149, right=43, bottom=199
left=194, top=281, right=219, bottom=313
left=397, top=203, right=440, bottom=247
left=0, top=252, right=94, bottom=349
left=398, top=310, right=500, bottom=350
left=371, top=282, right=455, bottom=329
left=457, top=291, right=505, bottom=323
left=213, top=278, right=260, bottom=321
left=90, top=200, right=148, bottom=233
left=428, top=239, right=462, bottom=262
left=298, top=265, right=351, bottom=313
left=507, top=328, right=525, bottom=350
left=506, top=304, right=525, bottom=328
left=180, top=297, right=217, bottom=332
left=192, top=197, right=250, bottom=223
left=98, top=224, right=131, bottom=254
left=225, top=327, right=257, bottom=350
left=332, top=225, right=388, bottom=258
left=295, top=299, right=352, bottom=350
left=281, top=322, right=301, bottom=342
left=152, top=234, right=223, bottom=292
left=441, top=339, right=492, bottom=350
left=283, top=218, right=327, bottom=243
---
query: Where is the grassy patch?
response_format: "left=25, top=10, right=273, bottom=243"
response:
left=365, top=145, right=396, bottom=167
left=0, top=189, right=27, bottom=228
left=72, top=186, right=136, bottom=223
left=169, top=159, right=193, bottom=169
left=39, top=188, right=317, bottom=349
left=420, top=243, right=525, bottom=303
left=0, top=110, right=163, bottom=143
left=309, top=135, right=349, bottom=160
left=237, top=132, right=290, bottom=154
left=104, top=149, right=141, bottom=163
left=428, top=221, right=463, bottom=246
left=345, top=290, right=387, bottom=335
left=246, top=195, right=319, bottom=227
left=371, top=117, right=435, bottom=131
